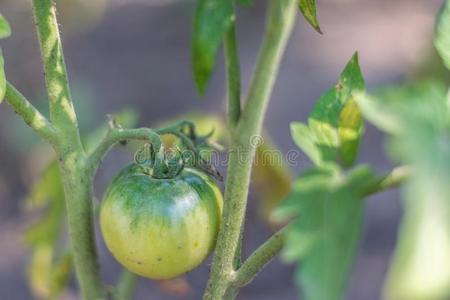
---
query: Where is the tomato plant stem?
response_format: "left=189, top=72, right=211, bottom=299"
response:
left=114, top=270, right=137, bottom=300
left=224, top=18, right=241, bottom=127
left=363, top=165, right=412, bottom=197
left=203, top=1, right=297, bottom=299
left=59, top=159, right=105, bottom=300
left=31, top=1, right=105, bottom=298
left=31, top=0, right=83, bottom=148
left=87, top=127, right=161, bottom=175
left=4, top=81, right=57, bottom=143
left=233, top=226, right=287, bottom=287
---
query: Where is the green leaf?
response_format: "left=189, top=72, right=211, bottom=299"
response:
left=24, top=162, right=69, bottom=300
left=355, top=81, right=449, bottom=135
left=24, top=162, right=65, bottom=246
left=0, top=14, right=11, bottom=39
left=273, top=165, right=376, bottom=300
left=237, top=0, right=252, bottom=6
left=365, top=81, right=450, bottom=300
left=290, top=53, right=365, bottom=167
left=435, top=0, right=450, bottom=70
left=28, top=246, right=73, bottom=299
left=298, top=0, right=321, bottom=33
left=49, top=252, right=73, bottom=299
left=0, top=49, right=5, bottom=103
left=253, top=134, right=292, bottom=225
left=290, top=122, right=323, bottom=166
left=192, top=0, right=234, bottom=94
left=384, top=128, right=450, bottom=300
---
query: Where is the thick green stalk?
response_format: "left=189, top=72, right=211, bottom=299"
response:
left=59, top=156, right=105, bottom=300
left=224, top=17, right=243, bottom=269
left=224, top=19, right=241, bottom=127
left=203, top=1, right=297, bottom=299
left=238, top=0, right=297, bottom=136
left=31, top=0, right=83, bottom=148
left=31, top=1, right=104, bottom=298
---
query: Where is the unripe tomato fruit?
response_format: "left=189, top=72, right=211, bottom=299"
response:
left=100, top=164, right=223, bottom=279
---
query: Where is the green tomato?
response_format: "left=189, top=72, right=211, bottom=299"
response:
left=100, top=164, right=223, bottom=279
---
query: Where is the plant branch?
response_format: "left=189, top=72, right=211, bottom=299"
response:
left=4, top=81, right=57, bottom=143
left=238, top=0, right=297, bottom=135
left=87, top=126, right=161, bottom=176
left=224, top=18, right=241, bottom=126
left=233, top=226, right=287, bottom=288
left=363, top=165, right=412, bottom=197
left=31, top=0, right=82, bottom=149
left=31, top=1, right=103, bottom=298
left=114, top=270, right=137, bottom=300
left=203, top=1, right=297, bottom=299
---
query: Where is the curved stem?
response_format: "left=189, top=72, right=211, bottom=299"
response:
left=224, top=18, right=241, bottom=127
left=233, top=226, right=287, bottom=287
left=4, top=81, right=57, bottom=144
left=203, top=1, right=297, bottom=299
left=363, top=165, right=412, bottom=197
left=87, top=126, right=161, bottom=176
left=114, top=270, right=137, bottom=300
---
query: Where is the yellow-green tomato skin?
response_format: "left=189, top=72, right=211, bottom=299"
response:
left=100, top=164, right=223, bottom=279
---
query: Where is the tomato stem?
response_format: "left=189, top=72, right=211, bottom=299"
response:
left=232, top=226, right=287, bottom=287
left=31, top=0, right=84, bottom=151
left=30, top=1, right=105, bottom=299
left=203, top=1, right=297, bottom=299
left=114, top=270, right=137, bottom=300
left=3, top=81, right=57, bottom=144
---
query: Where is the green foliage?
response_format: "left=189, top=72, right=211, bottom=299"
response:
left=290, top=53, right=365, bottom=167
left=253, top=135, right=292, bottom=226
left=0, top=14, right=9, bottom=103
left=24, top=162, right=72, bottom=299
left=358, top=82, right=450, bottom=300
left=192, top=0, right=234, bottom=94
left=435, top=0, right=450, bottom=70
left=0, top=14, right=11, bottom=39
left=355, top=82, right=448, bottom=135
left=298, top=0, right=321, bottom=33
left=237, top=0, right=252, bottom=6
left=273, top=165, right=376, bottom=300
left=278, top=52, right=372, bottom=300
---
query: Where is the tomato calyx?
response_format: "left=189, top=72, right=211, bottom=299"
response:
left=135, top=143, right=184, bottom=179
left=133, top=120, right=222, bottom=180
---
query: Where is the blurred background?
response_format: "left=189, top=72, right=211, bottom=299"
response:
left=0, top=0, right=445, bottom=299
